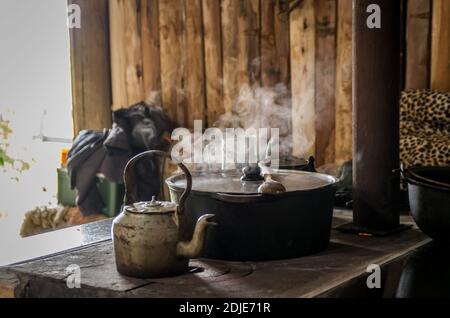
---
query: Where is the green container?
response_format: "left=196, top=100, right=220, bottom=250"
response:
left=96, top=174, right=125, bottom=217
left=57, top=168, right=77, bottom=207
left=57, top=169, right=124, bottom=217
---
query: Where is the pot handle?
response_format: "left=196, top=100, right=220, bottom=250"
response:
left=176, top=162, right=192, bottom=215
left=210, top=192, right=280, bottom=203
left=397, top=166, right=450, bottom=191
left=123, top=150, right=192, bottom=214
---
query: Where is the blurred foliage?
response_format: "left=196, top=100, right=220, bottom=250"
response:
left=0, top=114, right=30, bottom=173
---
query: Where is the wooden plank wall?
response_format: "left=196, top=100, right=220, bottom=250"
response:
left=203, top=0, right=224, bottom=124
left=431, top=0, right=450, bottom=91
left=334, top=0, right=352, bottom=165
left=109, top=0, right=145, bottom=110
left=405, top=0, right=431, bottom=89
left=100, top=0, right=450, bottom=165
left=68, top=0, right=112, bottom=135
left=291, top=0, right=316, bottom=158
left=315, top=0, right=337, bottom=165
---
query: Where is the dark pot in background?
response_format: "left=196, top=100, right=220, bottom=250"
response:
left=278, top=155, right=316, bottom=172
left=403, top=166, right=450, bottom=243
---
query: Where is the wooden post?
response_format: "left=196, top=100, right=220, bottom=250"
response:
left=69, top=0, right=112, bottom=135
left=353, top=0, right=401, bottom=231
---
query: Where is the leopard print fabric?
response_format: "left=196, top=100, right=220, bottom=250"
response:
left=400, top=90, right=450, bottom=168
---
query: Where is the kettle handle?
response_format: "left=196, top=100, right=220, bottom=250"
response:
left=123, top=150, right=192, bottom=215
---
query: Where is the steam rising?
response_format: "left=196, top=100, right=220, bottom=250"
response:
left=214, top=82, right=293, bottom=157
left=147, top=60, right=316, bottom=170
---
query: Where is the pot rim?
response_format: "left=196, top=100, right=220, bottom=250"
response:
left=166, top=169, right=339, bottom=198
left=403, top=167, right=450, bottom=192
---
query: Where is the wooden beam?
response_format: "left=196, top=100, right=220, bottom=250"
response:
left=68, top=0, right=112, bottom=135
left=315, top=0, right=337, bottom=166
left=141, top=0, right=161, bottom=102
left=405, top=0, right=431, bottom=89
left=335, top=0, right=352, bottom=164
left=431, top=0, right=450, bottom=91
left=290, top=0, right=316, bottom=158
left=109, top=0, right=145, bottom=110
left=202, top=0, right=224, bottom=126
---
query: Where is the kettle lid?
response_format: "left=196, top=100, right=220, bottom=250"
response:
left=125, top=196, right=177, bottom=214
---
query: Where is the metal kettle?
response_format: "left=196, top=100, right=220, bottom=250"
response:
left=112, top=150, right=216, bottom=278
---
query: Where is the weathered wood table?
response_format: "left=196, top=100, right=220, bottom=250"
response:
left=0, top=212, right=430, bottom=298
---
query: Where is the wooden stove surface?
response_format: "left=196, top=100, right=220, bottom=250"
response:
left=1, top=213, right=430, bottom=298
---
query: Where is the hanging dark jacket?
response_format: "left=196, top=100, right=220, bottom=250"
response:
left=67, top=130, right=109, bottom=216
left=67, top=102, right=176, bottom=216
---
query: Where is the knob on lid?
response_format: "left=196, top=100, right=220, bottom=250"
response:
left=125, top=196, right=177, bottom=214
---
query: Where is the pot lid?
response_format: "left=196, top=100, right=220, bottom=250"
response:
left=125, top=196, right=177, bottom=214
left=167, top=170, right=337, bottom=194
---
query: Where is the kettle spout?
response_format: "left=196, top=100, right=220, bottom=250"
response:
left=176, top=214, right=216, bottom=259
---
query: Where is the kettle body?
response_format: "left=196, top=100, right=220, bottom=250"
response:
left=112, top=150, right=215, bottom=278
left=113, top=202, right=188, bottom=278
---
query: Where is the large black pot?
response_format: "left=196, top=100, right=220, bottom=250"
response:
left=403, top=166, right=450, bottom=243
left=166, top=169, right=338, bottom=261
